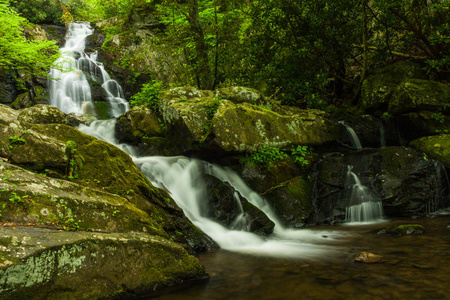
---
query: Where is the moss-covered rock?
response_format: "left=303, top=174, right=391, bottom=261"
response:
left=0, top=161, right=165, bottom=235
left=389, top=79, right=450, bottom=115
left=262, top=176, right=312, bottom=228
left=361, top=61, right=427, bottom=113
left=17, top=104, right=67, bottom=124
left=410, top=134, right=450, bottom=168
left=0, top=104, right=216, bottom=253
left=0, top=226, right=208, bottom=300
left=116, top=105, right=163, bottom=144
left=210, top=101, right=339, bottom=153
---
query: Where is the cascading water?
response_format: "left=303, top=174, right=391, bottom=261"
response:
left=50, top=22, right=344, bottom=259
left=344, top=165, right=384, bottom=223
left=49, top=22, right=129, bottom=118
left=338, top=121, right=362, bottom=150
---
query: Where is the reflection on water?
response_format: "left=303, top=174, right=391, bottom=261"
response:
left=148, top=215, right=450, bottom=299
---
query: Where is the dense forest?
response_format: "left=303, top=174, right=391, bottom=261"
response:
left=2, top=0, right=449, bottom=108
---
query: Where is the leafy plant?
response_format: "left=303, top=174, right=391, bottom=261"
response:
left=8, top=136, right=25, bottom=148
left=291, top=145, right=311, bottom=166
left=245, top=146, right=288, bottom=166
left=432, top=112, right=445, bottom=124
left=130, top=80, right=163, bottom=109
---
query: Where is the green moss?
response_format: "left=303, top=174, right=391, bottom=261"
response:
left=393, top=224, right=425, bottom=235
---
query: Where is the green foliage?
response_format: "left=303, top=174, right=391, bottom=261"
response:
left=130, top=80, right=163, bottom=109
left=8, top=136, right=25, bottom=148
left=244, top=146, right=288, bottom=166
left=61, top=204, right=80, bottom=231
left=0, top=1, right=60, bottom=83
left=290, top=145, right=311, bottom=166
left=432, top=112, right=445, bottom=124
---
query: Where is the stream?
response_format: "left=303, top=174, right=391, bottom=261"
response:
left=151, top=215, right=450, bottom=299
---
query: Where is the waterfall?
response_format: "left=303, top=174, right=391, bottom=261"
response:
left=344, top=165, right=384, bottom=223
left=338, top=121, right=362, bottom=150
left=49, top=22, right=129, bottom=118
left=428, top=161, right=450, bottom=214
left=48, top=22, right=342, bottom=259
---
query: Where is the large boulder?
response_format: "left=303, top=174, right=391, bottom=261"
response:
left=361, top=61, right=427, bottom=112
left=0, top=68, right=19, bottom=105
left=215, top=86, right=266, bottom=106
left=209, top=101, right=339, bottom=153
left=311, top=146, right=449, bottom=223
left=410, top=134, right=450, bottom=168
left=389, top=79, right=450, bottom=115
left=0, top=227, right=208, bottom=300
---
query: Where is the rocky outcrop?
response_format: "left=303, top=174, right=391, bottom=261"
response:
left=0, top=103, right=215, bottom=298
left=117, top=86, right=341, bottom=157
left=0, top=227, right=208, bottom=300
left=311, top=146, right=449, bottom=223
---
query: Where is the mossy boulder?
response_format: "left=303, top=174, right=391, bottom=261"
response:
left=361, top=61, right=427, bottom=112
left=0, top=161, right=165, bottom=235
left=410, top=134, right=450, bottom=168
left=389, top=79, right=450, bottom=115
left=262, top=176, right=312, bottom=228
left=115, top=105, right=162, bottom=144
left=0, top=227, right=208, bottom=300
left=17, top=104, right=67, bottom=124
left=210, top=101, right=339, bottom=153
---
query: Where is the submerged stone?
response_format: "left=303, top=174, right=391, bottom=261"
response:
left=354, top=252, right=383, bottom=263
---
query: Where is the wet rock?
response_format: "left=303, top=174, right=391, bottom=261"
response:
left=0, top=226, right=208, bottom=300
left=393, top=111, right=450, bottom=144
left=204, top=175, right=275, bottom=236
left=0, top=68, right=19, bottom=105
left=311, top=146, right=450, bottom=223
left=354, top=252, right=383, bottom=263
left=262, top=176, right=313, bottom=228
left=41, top=24, right=66, bottom=47
left=377, top=224, right=425, bottom=236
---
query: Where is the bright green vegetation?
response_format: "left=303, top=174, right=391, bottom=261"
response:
left=130, top=80, right=163, bottom=108
left=65, top=140, right=83, bottom=179
left=8, top=136, right=25, bottom=148
left=242, top=145, right=311, bottom=167
left=0, top=0, right=60, bottom=84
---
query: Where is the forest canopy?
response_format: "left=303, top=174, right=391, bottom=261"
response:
left=4, top=0, right=450, bottom=108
